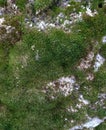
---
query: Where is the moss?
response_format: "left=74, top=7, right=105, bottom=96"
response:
left=64, top=1, right=83, bottom=15
left=71, top=108, right=87, bottom=124
left=16, top=0, right=27, bottom=11
left=34, top=0, right=61, bottom=13
left=0, top=1, right=106, bottom=129
left=0, top=0, right=7, bottom=7
left=73, top=11, right=106, bottom=42
left=93, top=70, right=106, bottom=91
left=0, top=26, right=89, bottom=129
left=20, top=28, right=88, bottom=86
left=95, top=122, right=106, bottom=130
left=90, top=0, right=104, bottom=11
left=103, top=5, right=106, bottom=13
left=0, top=85, right=68, bottom=130
left=100, top=44, right=106, bottom=59
left=34, top=0, right=53, bottom=12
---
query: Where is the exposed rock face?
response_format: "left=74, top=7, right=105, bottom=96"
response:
left=70, top=117, right=106, bottom=130
left=44, top=76, right=77, bottom=98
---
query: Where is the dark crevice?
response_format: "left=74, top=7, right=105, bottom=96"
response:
left=98, top=3, right=103, bottom=8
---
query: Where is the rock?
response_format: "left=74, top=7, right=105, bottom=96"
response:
left=48, top=23, right=55, bottom=28
left=0, top=7, right=5, bottom=16
left=78, top=95, right=90, bottom=105
left=102, top=36, right=106, bottom=43
left=44, top=76, right=79, bottom=98
left=94, top=54, right=105, bottom=72
left=0, top=17, right=5, bottom=26
left=86, top=7, right=98, bottom=17
left=70, top=125, right=83, bottom=130
left=86, top=73, right=94, bottom=81
left=70, top=117, right=105, bottom=130
left=78, top=52, right=94, bottom=70
left=83, top=117, right=103, bottom=128
left=37, top=21, right=47, bottom=30
left=86, top=7, right=93, bottom=17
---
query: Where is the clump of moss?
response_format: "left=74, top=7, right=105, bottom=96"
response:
left=73, top=11, right=106, bottom=42
left=93, top=69, right=106, bottom=92
left=0, top=0, right=7, bottom=7
left=100, top=44, right=106, bottom=58
left=22, top=28, right=87, bottom=79
left=95, top=122, right=106, bottom=130
left=33, top=0, right=61, bottom=14
left=16, top=0, right=27, bottom=11
left=64, top=1, right=83, bottom=15
left=90, top=0, right=104, bottom=11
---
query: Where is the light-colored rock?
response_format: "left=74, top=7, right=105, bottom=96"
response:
left=86, top=7, right=93, bottom=17
left=67, top=106, right=78, bottom=113
left=78, top=52, right=94, bottom=70
left=31, top=45, right=35, bottom=51
left=83, top=117, right=103, bottom=128
left=0, top=7, right=5, bottom=16
left=86, top=73, right=94, bottom=81
left=37, top=21, right=47, bottom=30
left=0, top=17, right=5, bottom=26
left=45, top=76, right=79, bottom=97
left=6, top=26, right=15, bottom=33
left=48, top=23, right=55, bottom=28
left=58, top=12, right=65, bottom=18
left=78, top=95, right=90, bottom=105
left=86, top=7, right=98, bottom=17
left=70, top=125, right=83, bottom=130
left=70, top=117, right=106, bottom=130
left=102, top=36, right=106, bottom=43
left=63, top=20, right=70, bottom=26
left=94, top=54, right=105, bottom=72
